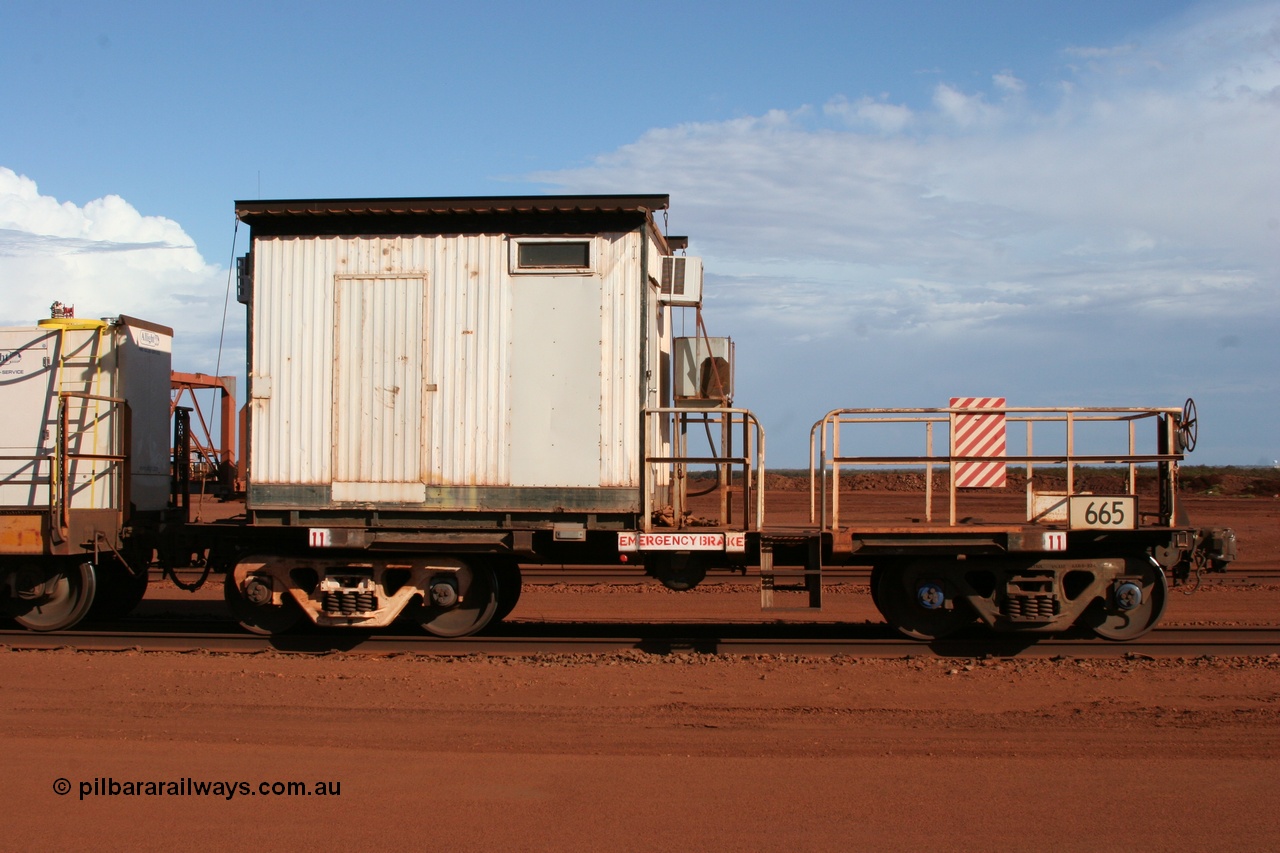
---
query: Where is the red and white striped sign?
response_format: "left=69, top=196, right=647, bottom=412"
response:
left=951, top=397, right=1007, bottom=488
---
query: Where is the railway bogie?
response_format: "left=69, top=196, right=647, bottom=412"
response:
left=868, top=554, right=1169, bottom=640
left=224, top=554, right=503, bottom=637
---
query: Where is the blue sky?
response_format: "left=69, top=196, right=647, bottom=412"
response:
left=2, top=0, right=1277, bottom=466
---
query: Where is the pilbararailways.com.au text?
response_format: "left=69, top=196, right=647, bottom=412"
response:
left=56, top=777, right=341, bottom=801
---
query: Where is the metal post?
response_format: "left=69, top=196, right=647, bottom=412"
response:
left=120, top=402, right=132, bottom=524
left=1025, top=421, right=1034, bottom=522
left=756, top=417, right=766, bottom=529
left=832, top=415, right=841, bottom=531
left=925, top=420, right=934, bottom=524
left=642, top=410, right=652, bottom=533
left=721, top=410, right=732, bottom=526
left=55, top=397, right=69, bottom=543
left=173, top=407, right=191, bottom=524
left=1128, top=420, right=1136, bottom=495
left=674, top=412, right=686, bottom=529
left=948, top=408, right=957, bottom=527
left=1066, top=411, right=1075, bottom=495
left=741, top=413, right=751, bottom=530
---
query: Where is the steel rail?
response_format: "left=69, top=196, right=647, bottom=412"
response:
left=3, top=626, right=1277, bottom=658
left=517, top=568, right=1278, bottom=584
left=147, top=566, right=1280, bottom=584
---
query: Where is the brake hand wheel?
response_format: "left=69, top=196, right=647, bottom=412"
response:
left=1177, top=397, right=1198, bottom=453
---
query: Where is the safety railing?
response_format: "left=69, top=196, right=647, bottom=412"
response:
left=810, top=404, right=1188, bottom=531
left=644, top=406, right=766, bottom=531
left=58, top=392, right=130, bottom=538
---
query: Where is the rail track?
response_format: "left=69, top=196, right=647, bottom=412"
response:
left=3, top=622, right=1277, bottom=658
left=517, top=566, right=1280, bottom=585
left=5, top=566, right=1275, bottom=658
left=153, top=563, right=1280, bottom=590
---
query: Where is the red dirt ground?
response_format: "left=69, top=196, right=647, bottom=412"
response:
left=2, top=487, right=1278, bottom=851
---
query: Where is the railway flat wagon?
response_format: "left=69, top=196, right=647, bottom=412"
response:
left=224, top=194, right=1236, bottom=641
left=2, top=194, right=1235, bottom=642
left=227, top=195, right=703, bottom=634
left=0, top=314, right=173, bottom=629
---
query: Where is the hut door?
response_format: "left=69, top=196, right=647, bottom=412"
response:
left=332, top=275, right=428, bottom=502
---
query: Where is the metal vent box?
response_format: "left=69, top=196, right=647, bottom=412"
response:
left=659, top=256, right=703, bottom=306
left=674, top=336, right=733, bottom=404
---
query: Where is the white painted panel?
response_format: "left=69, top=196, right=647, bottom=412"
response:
left=0, top=328, right=58, bottom=507
left=332, top=481, right=427, bottom=503
left=509, top=276, right=603, bottom=487
left=116, top=319, right=173, bottom=511
left=333, top=276, right=427, bottom=487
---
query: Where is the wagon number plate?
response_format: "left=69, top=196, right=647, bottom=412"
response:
left=1068, top=497, right=1136, bottom=530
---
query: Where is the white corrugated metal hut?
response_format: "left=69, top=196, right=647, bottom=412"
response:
left=234, top=195, right=679, bottom=524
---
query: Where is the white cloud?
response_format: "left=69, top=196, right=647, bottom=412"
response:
left=534, top=1, right=1280, bottom=464
left=824, top=95, right=915, bottom=133
left=993, top=71, right=1026, bottom=94
left=0, top=167, right=238, bottom=373
left=539, top=2, right=1280, bottom=307
left=932, top=83, right=1001, bottom=126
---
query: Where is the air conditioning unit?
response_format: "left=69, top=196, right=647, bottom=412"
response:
left=674, top=336, right=734, bottom=405
left=659, top=256, right=703, bottom=306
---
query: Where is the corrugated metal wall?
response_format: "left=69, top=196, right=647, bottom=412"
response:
left=599, top=232, right=642, bottom=487
left=249, top=231, right=646, bottom=494
left=332, top=275, right=426, bottom=487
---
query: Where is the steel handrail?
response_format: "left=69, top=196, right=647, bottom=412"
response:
left=644, top=406, right=766, bottom=532
left=810, top=404, right=1185, bottom=531
left=52, top=392, right=130, bottom=538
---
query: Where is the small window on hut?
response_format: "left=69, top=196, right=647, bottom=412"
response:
left=510, top=239, right=593, bottom=274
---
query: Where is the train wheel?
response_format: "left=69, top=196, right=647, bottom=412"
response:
left=89, top=557, right=150, bottom=619
left=493, top=561, right=523, bottom=624
left=869, top=565, right=885, bottom=611
left=418, top=563, right=498, bottom=638
left=874, top=564, right=975, bottom=640
left=12, top=559, right=97, bottom=632
left=1084, top=561, right=1167, bottom=641
left=223, top=572, right=304, bottom=636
